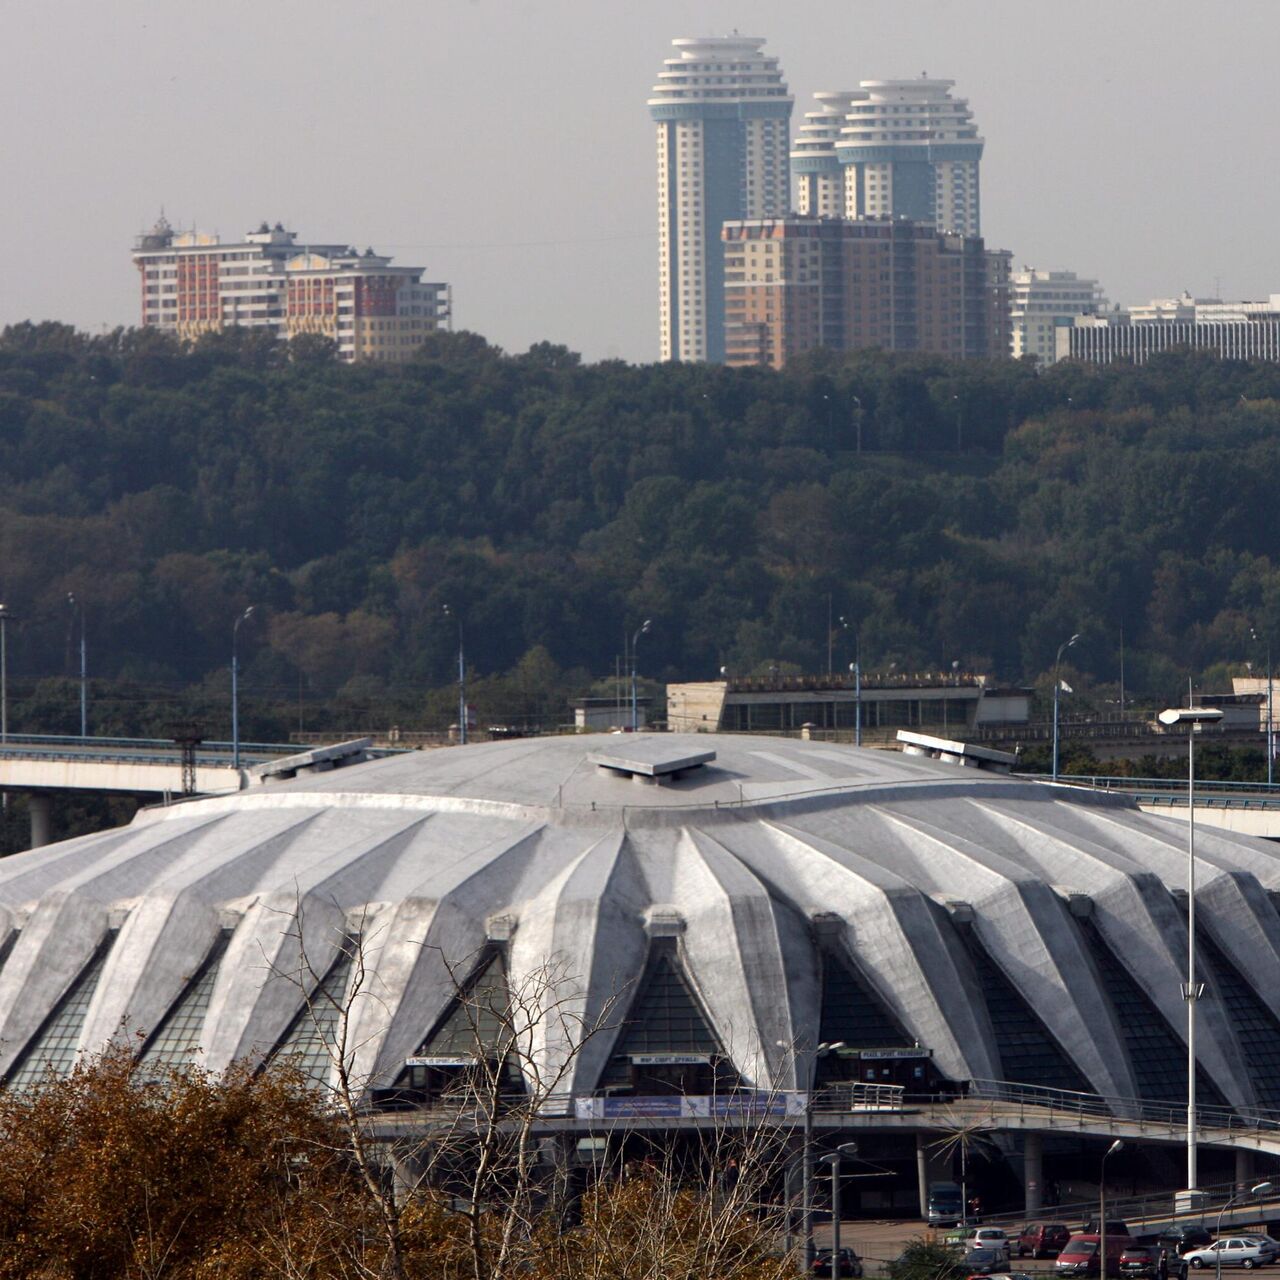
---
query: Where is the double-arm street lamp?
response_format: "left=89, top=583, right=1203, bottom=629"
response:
left=779, top=1038, right=846, bottom=1271
left=231, top=606, right=255, bottom=774
left=1052, top=633, right=1080, bottom=780
left=1157, top=703, right=1224, bottom=1197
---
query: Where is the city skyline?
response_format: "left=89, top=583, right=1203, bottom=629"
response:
left=3, top=0, right=1278, bottom=364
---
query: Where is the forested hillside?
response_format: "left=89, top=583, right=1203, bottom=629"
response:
left=3, top=320, right=1280, bottom=738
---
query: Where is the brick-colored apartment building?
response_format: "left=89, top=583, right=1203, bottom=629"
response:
left=722, top=216, right=1010, bottom=369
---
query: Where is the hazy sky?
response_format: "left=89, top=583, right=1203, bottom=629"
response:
left=3, top=0, right=1277, bottom=363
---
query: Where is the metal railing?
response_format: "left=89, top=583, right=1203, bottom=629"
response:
left=812, top=1082, right=907, bottom=1112
left=1048, top=775, right=1280, bottom=809
left=965, top=1078, right=1280, bottom=1139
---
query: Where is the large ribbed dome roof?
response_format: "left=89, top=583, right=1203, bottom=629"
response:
left=2, top=733, right=1279, bottom=1112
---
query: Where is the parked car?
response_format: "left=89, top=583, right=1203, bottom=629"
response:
left=965, top=1229, right=1012, bottom=1258
left=1057, top=1234, right=1135, bottom=1279
left=812, top=1248, right=863, bottom=1278
left=1086, top=1221, right=1134, bottom=1240
left=1019, top=1224, right=1074, bottom=1259
left=1156, top=1229, right=1214, bottom=1257
left=965, top=1248, right=1011, bottom=1276
left=1119, top=1245, right=1167, bottom=1280
left=1183, top=1240, right=1272, bottom=1270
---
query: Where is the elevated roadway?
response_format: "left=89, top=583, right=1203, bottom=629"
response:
left=1054, top=775, right=1280, bottom=839
left=0, top=734, right=300, bottom=846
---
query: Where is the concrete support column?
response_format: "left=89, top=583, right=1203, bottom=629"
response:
left=917, top=1132, right=930, bottom=1220
left=1024, top=1132, right=1044, bottom=1217
left=28, top=793, right=51, bottom=849
left=1235, top=1147, right=1254, bottom=1195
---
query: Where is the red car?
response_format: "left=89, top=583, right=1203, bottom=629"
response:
left=1019, top=1225, right=1073, bottom=1259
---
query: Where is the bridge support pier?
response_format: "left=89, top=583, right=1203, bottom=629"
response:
left=1023, top=1132, right=1043, bottom=1216
left=28, top=793, right=51, bottom=849
left=1235, top=1147, right=1255, bottom=1194
left=916, top=1133, right=929, bottom=1220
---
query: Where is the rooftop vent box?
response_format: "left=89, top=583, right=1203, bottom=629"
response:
left=250, top=738, right=373, bottom=783
left=589, top=744, right=716, bottom=785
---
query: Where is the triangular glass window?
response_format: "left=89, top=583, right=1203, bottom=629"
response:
left=269, top=939, right=356, bottom=1086
left=140, top=930, right=233, bottom=1071
left=1077, top=917, right=1224, bottom=1107
left=387, top=949, right=524, bottom=1101
left=1197, top=927, right=1280, bottom=1111
left=959, top=927, right=1089, bottom=1093
left=815, top=940, right=913, bottom=1085
left=7, top=932, right=116, bottom=1089
left=599, top=941, right=732, bottom=1091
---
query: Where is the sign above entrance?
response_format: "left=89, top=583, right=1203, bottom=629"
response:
left=630, top=1053, right=711, bottom=1066
left=856, top=1047, right=932, bottom=1060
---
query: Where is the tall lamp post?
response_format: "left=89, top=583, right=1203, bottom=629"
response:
left=1253, top=629, right=1274, bottom=787
left=66, top=592, right=87, bottom=738
left=1052, top=633, right=1080, bottom=780
left=443, top=604, right=466, bottom=744
left=779, top=1038, right=845, bottom=1272
left=1157, top=703, right=1224, bottom=1200
left=630, top=619, right=651, bottom=733
left=820, top=1143, right=860, bottom=1276
left=231, top=606, right=254, bottom=774
left=839, top=616, right=862, bottom=747
left=0, top=602, right=10, bottom=744
left=1099, top=1139, right=1123, bottom=1280
left=1215, top=1181, right=1273, bottom=1280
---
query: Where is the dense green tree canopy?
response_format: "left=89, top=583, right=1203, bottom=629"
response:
left=3, top=320, right=1280, bottom=738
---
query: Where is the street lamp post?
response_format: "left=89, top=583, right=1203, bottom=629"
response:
left=1052, top=633, right=1080, bottom=781
left=1157, top=703, right=1224, bottom=1198
left=821, top=1143, right=860, bottom=1277
left=443, top=604, right=466, bottom=744
left=1250, top=629, right=1272, bottom=787
left=0, top=603, right=10, bottom=744
left=780, top=1038, right=845, bottom=1272
left=231, top=606, right=254, bottom=775
left=630, top=619, right=651, bottom=733
left=1099, top=1139, right=1123, bottom=1280
left=66, top=592, right=86, bottom=738
left=1215, top=1181, right=1273, bottom=1280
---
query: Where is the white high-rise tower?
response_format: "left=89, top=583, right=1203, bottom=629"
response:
left=649, top=36, right=793, bottom=362
left=792, top=90, right=866, bottom=218
left=833, top=78, right=983, bottom=235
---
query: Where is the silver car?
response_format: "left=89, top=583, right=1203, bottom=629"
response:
left=1184, top=1240, right=1272, bottom=1270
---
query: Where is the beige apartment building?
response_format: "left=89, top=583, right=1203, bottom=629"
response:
left=132, top=217, right=450, bottom=364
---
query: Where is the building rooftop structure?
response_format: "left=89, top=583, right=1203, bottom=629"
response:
left=2, top=730, right=1280, bottom=1134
